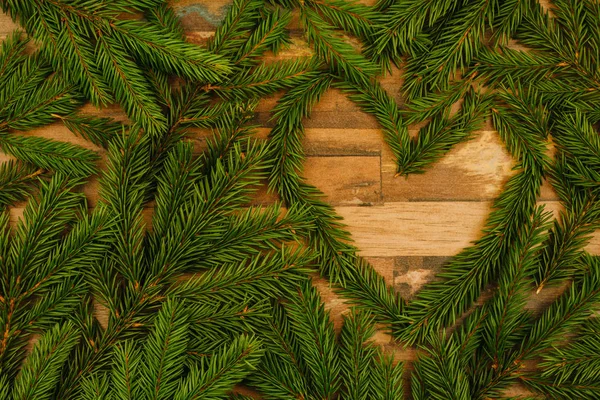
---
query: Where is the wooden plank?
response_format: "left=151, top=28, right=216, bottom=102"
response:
left=335, top=201, right=600, bottom=257
left=304, top=155, right=381, bottom=205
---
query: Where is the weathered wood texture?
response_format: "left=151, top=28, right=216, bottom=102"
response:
left=1, top=0, right=599, bottom=397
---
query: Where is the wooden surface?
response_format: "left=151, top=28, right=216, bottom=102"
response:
left=1, top=1, right=600, bottom=397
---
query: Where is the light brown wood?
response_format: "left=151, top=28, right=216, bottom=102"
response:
left=0, top=0, right=596, bottom=397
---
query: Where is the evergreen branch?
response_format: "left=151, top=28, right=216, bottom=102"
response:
left=149, top=141, right=202, bottom=243
left=79, top=374, right=110, bottom=400
left=267, top=73, right=334, bottom=197
left=142, top=299, right=189, bottom=400
left=536, top=192, right=600, bottom=289
left=58, top=113, right=124, bottom=149
left=268, top=74, right=404, bottom=323
left=145, top=4, right=185, bottom=40
left=398, top=88, right=490, bottom=176
left=96, top=34, right=167, bottom=134
left=0, top=160, right=43, bottom=210
left=403, top=0, right=491, bottom=97
left=170, top=248, right=313, bottom=301
left=114, top=20, right=232, bottom=82
left=234, top=7, right=292, bottom=65
left=489, top=0, right=534, bottom=46
left=0, top=51, right=51, bottom=114
left=208, top=0, right=263, bottom=57
left=7, top=174, right=83, bottom=288
left=147, top=140, right=269, bottom=278
left=468, top=208, right=551, bottom=397
left=11, top=322, right=78, bottom=400
left=306, top=0, right=375, bottom=40
left=189, top=206, right=312, bottom=270
left=186, top=299, right=270, bottom=354
left=0, top=31, right=28, bottom=87
left=401, top=165, right=543, bottom=344
left=300, top=6, right=378, bottom=86
left=539, top=319, right=600, bottom=385
left=0, top=74, right=81, bottom=132
left=211, top=58, right=322, bottom=100
left=411, top=333, right=471, bottom=400
left=491, top=86, right=551, bottom=169
left=174, top=335, right=263, bottom=400
left=198, top=105, right=259, bottom=173
left=517, top=2, right=600, bottom=88
left=287, top=282, right=340, bottom=399
left=367, top=0, right=454, bottom=63
left=99, top=129, right=149, bottom=283
left=520, top=375, right=600, bottom=399
left=477, top=255, right=600, bottom=398
left=521, top=255, right=600, bottom=358
left=248, top=301, right=311, bottom=399
left=553, top=110, right=600, bottom=171
left=0, top=134, right=98, bottom=177
left=335, top=79, right=410, bottom=165
left=475, top=47, right=569, bottom=87
left=339, top=309, right=378, bottom=400
left=371, top=352, right=403, bottom=400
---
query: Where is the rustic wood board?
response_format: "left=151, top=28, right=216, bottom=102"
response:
left=1, top=0, right=598, bottom=398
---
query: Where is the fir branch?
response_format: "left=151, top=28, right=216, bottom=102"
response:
left=249, top=301, right=311, bottom=399
left=371, top=352, right=403, bottom=400
left=141, top=300, right=189, bottom=400
left=478, top=255, right=600, bottom=397
left=59, top=113, right=124, bottom=149
left=300, top=6, right=378, bottom=86
left=306, top=0, right=375, bottom=40
left=79, top=374, right=110, bottom=400
left=335, top=79, right=409, bottom=167
left=412, top=333, right=471, bottom=400
left=11, top=322, right=79, bottom=400
left=174, top=335, right=263, bottom=400
left=397, top=88, right=490, bottom=176
left=268, top=74, right=404, bottom=323
left=99, top=129, right=149, bottom=283
left=535, top=191, right=600, bottom=289
left=520, top=375, right=600, bottom=399
left=145, top=4, right=185, bottom=40
left=287, top=282, right=340, bottom=399
left=2, top=0, right=230, bottom=133
left=114, top=20, right=232, bottom=82
left=146, top=140, right=269, bottom=278
left=0, top=31, right=28, bottom=86
left=403, top=0, right=491, bottom=97
left=468, top=208, right=551, bottom=398
left=401, top=165, right=543, bottom=343
left=489, top=0, right=534, bottom=46
left=553, top=110, right=600, bottom=171
left=233, top=7, right=292, bottom=66
left=475, top=47, right=569, bottom=88
left=0, top=160, right=43, bottom=209
left=186, top=299, right=270, bottom=354
left=367, top=0, right=454, bottom=63
left=339, top=309, right=378, bottom=400
left=0, top=72, right=81, bottom=132
left=170, top=248, right=313, bottom=302
left=401, top=73, right=477, bottom=125
left=211, top=58, right=322, bottom=101
left=539, top=319, right=600, bottom=386
left=491, top=85, right=551, bottom=169
left=96, top=33, right=167, bottom=134
left=208, top=0, right=263, bottom=57
left=0, top=134, right=98, bottom=177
